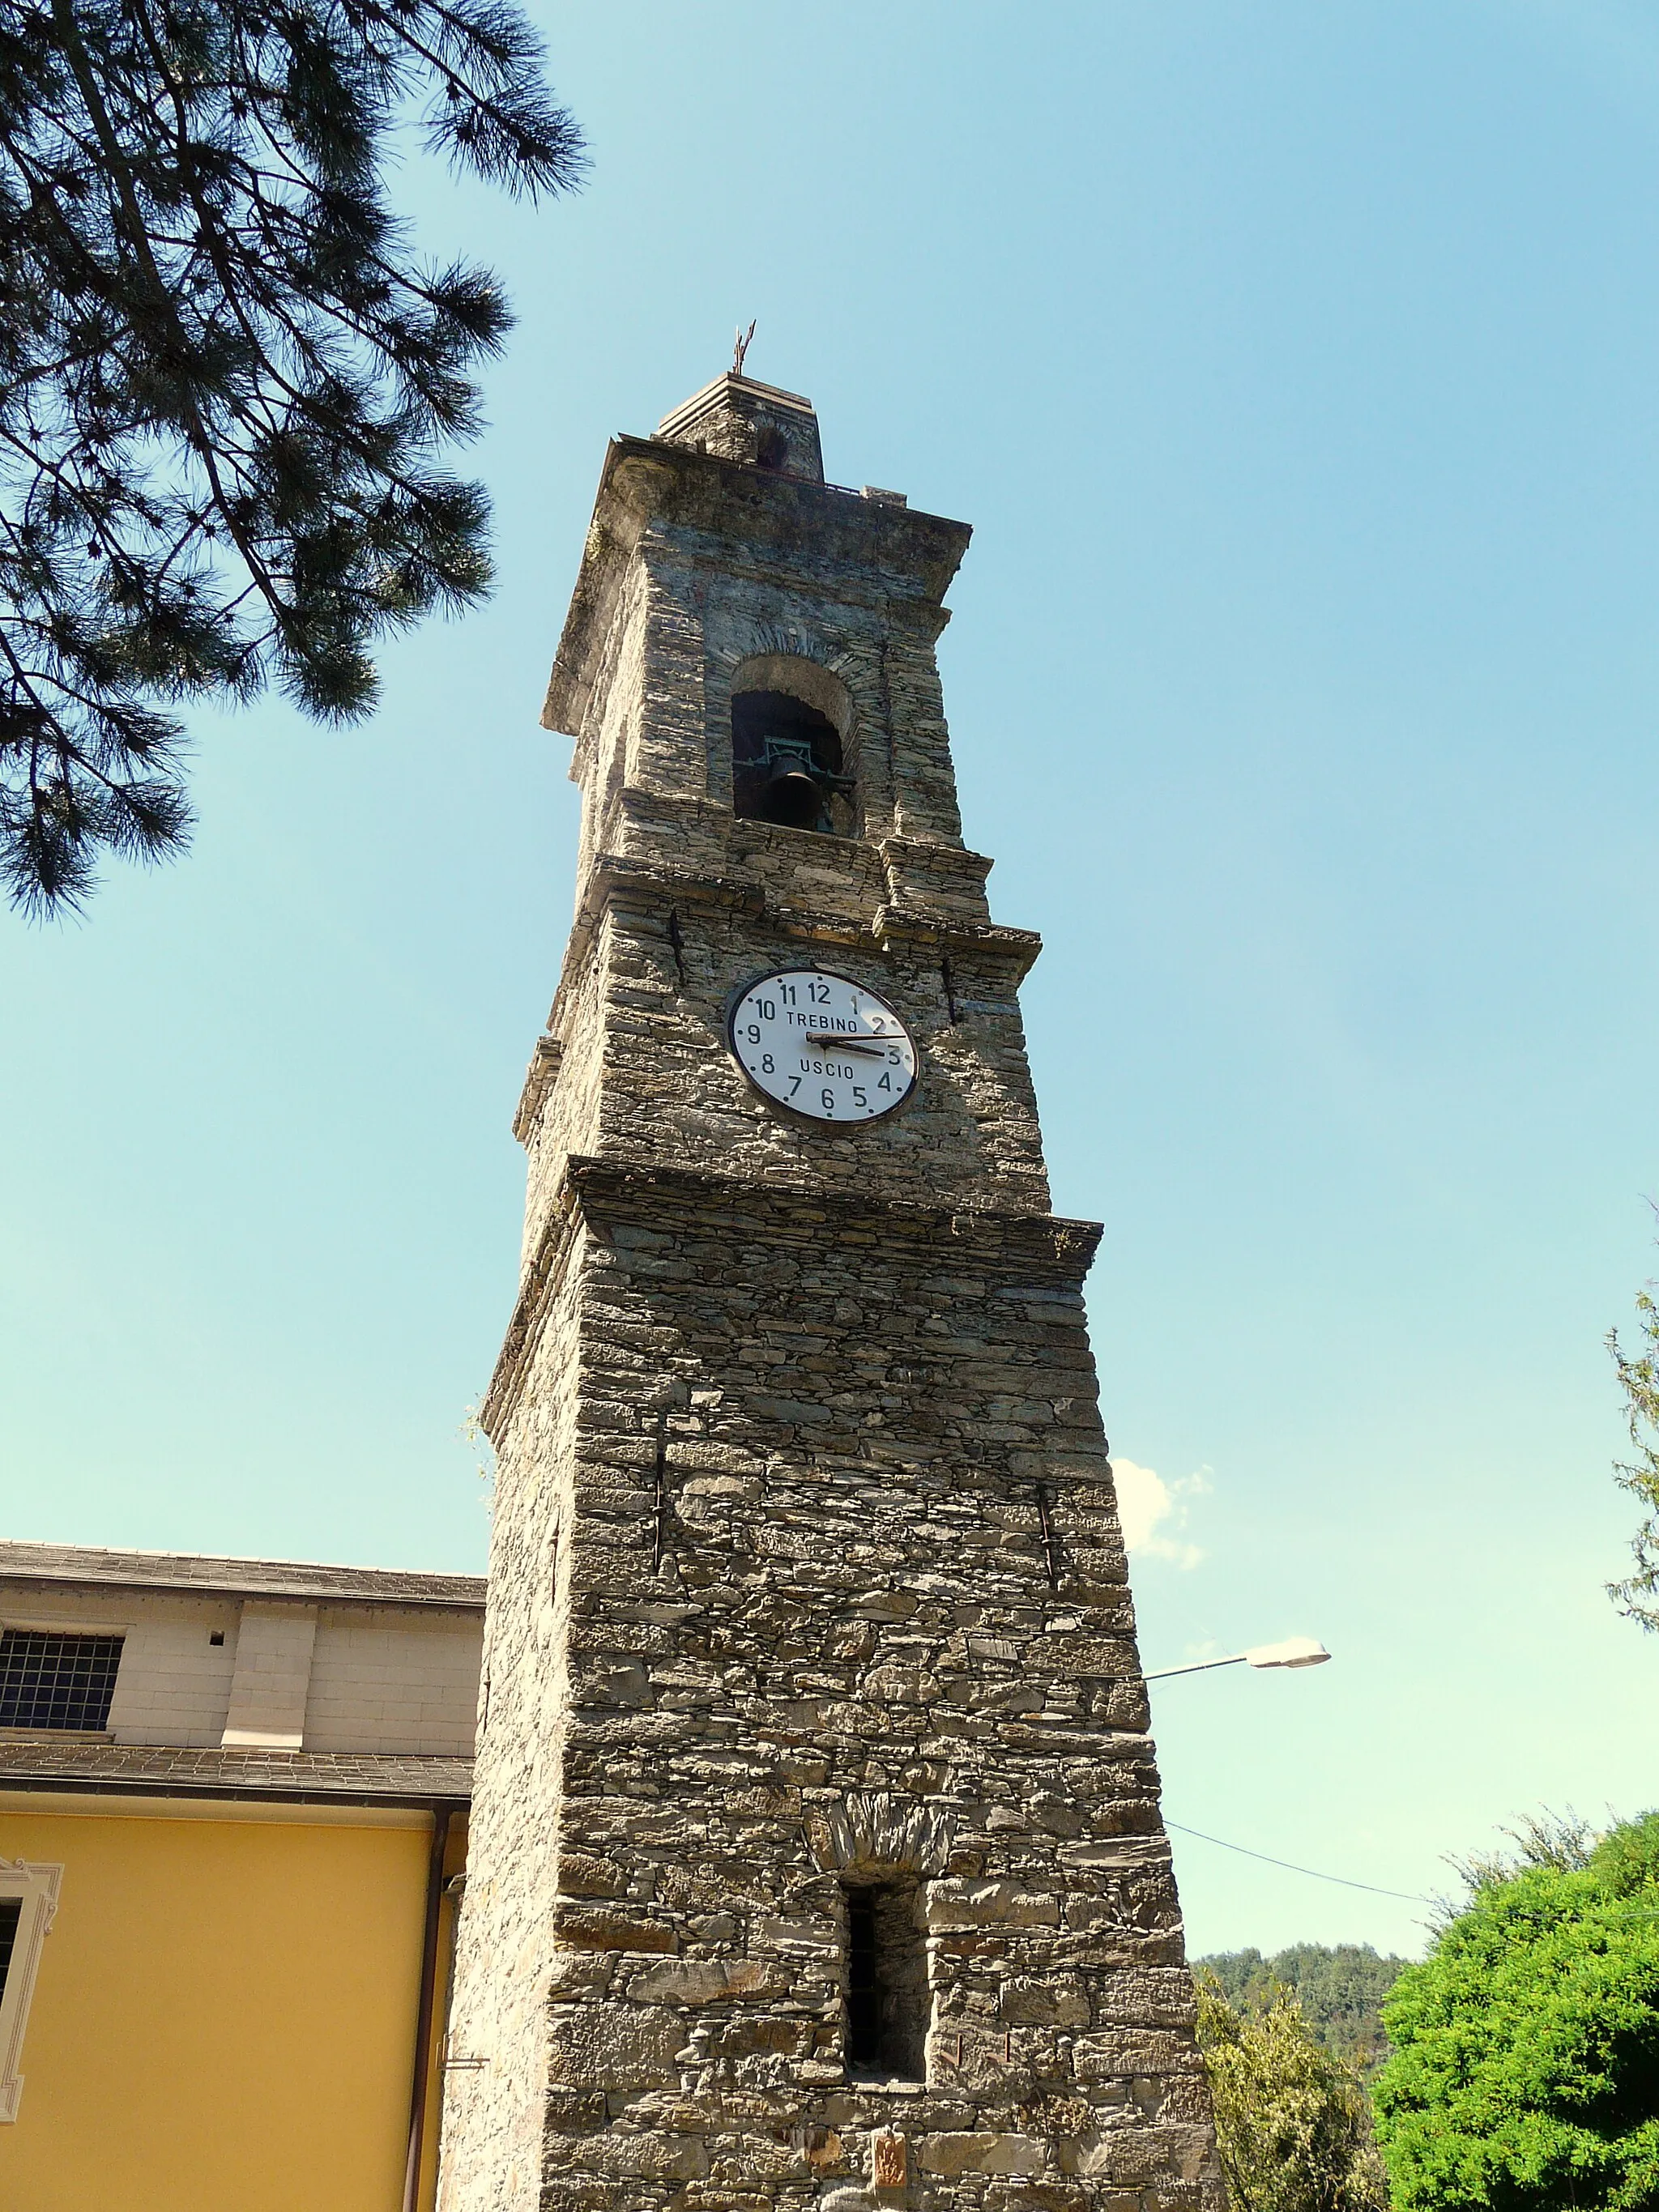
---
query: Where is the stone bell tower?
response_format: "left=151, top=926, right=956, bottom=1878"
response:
left=438, top=369, right=1221, bottom=2212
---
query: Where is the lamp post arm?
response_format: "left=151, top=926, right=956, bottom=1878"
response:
left=1144, top=1637, right=1331, bottom=1682
left=1143, top=1653, right=1250, bottom=1682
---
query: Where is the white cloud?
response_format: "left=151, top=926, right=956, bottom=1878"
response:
left=1111, top=1458, right=1211, bottom=1570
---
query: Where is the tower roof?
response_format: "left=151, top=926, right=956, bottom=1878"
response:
left=655, top=369, right=825, bottom=481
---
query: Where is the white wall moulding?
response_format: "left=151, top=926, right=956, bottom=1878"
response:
left=0, top=1858, right=62, bottom=2123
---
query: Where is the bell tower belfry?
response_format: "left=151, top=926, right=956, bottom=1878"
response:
left=438, top=370, right=1221, bottom=2212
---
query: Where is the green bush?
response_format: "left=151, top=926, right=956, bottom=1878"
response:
left=1372, top=1812, right=1659, bottom=2211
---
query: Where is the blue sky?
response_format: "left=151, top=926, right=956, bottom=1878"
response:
left=3, top=0, right=1657, bottom=1959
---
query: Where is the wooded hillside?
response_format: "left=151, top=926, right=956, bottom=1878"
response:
left=1197, top=1944, right=1410, bottom=2073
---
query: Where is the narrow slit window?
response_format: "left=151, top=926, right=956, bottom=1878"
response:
left=0, top=1631, right=124, bottom=1731
left=843, top=1880, right=928, bottom=2082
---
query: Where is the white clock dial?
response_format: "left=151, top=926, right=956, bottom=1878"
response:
left=728, top=969, right=917, bottom=1123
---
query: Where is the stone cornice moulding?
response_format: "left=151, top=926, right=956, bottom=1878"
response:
left=529, top=848, right=1042, bottom=1089
left=656, top=369, right=820, bottom=441
left=482, top=1155, right=1102, bottom=1440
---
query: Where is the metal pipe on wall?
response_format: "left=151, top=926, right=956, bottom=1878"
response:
left=402, top=1801, right=454, bottom=2212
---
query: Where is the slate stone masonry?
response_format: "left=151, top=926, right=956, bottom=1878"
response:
left=437, top=374, right=1222, bottom=2212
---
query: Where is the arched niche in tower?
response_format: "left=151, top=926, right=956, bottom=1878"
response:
left=728, top=654, right=858, bottom=838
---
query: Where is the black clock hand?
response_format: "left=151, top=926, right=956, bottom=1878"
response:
left=800, top=1033, right=885, bottom=1055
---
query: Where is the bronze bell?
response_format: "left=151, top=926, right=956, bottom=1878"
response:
left=758, top=766, right=824, bottom=829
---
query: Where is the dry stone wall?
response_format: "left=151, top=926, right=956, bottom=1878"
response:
left=515, top=840, right=1051, bottom=1296
left=442, top=1167, right=1219, bottom=2212
left=440, top=386, right=1221, bottom=2212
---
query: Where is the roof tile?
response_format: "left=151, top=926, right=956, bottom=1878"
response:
left=0, top=1739, right=471, bottom=1802
left=0, top=1541, right=484, bottom=1610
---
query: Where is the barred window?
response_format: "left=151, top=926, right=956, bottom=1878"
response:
left=0, top=1630, right=123, bottom=1731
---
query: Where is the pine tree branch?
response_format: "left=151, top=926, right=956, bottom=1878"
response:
left=0, top=0, right=582, bottom=910
left=39, top=0, right=292, bottom=630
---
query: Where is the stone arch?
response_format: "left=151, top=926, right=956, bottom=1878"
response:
left=727, top=650, right=853, bottom=741
left=804, top=1792, right=955, bottom=1879
left=727, top=649, right=855, bottom=837
left=706, top=627, right=883, bottom=835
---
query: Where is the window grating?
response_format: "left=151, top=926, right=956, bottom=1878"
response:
left=0, top=1898, right=18, bottom=2000
left=0, top=1630, right=123, bottom=1732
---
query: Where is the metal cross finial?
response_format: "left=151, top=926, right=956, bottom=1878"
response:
left=732, top=319, right=756, bottom=376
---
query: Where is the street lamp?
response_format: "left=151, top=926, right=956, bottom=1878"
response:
left=1144, top=1635, right=1330, bottom=1682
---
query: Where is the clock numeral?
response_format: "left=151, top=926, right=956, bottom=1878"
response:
left=733, top=970, right=909, bottom=1122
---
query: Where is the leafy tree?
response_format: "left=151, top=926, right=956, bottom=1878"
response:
left=1436, top=1805, right=1596, bottom=1903
left=1195, top=1970, right=1391, bottom=2212
left=1372, top=1812, right=1659, bottom=2212
left=0, top=0, right=582, bottom=913
left=1608, top=1236, right=1659, bottom=1630
left=1200, top=1942, right=1409, bottom=2076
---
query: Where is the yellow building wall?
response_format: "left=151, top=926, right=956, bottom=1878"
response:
left=416, top=1817, right=468, bottom=2212
left=0, top=1800, right=433, bottom=2212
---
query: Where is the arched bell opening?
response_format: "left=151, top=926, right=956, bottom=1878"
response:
left=731, top=688, right=852, bottom=835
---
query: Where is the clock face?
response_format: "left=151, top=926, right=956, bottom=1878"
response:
left=728, top=969, right=918, bottom=1123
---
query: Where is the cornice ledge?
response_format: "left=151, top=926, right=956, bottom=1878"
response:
left=575, top=858, right=1043, bottom=968
left=482, top=1158, right=1102, bottom=1438
left=588, top=853, right=766, bottom=918
left=872, top=906, right=1043, bottom=972
left=511, top=1034, right=564, bottom=1144
left=481, top=1186, right=586, bottom=1441
left=565, top=1154, right=1102, bottom=1271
